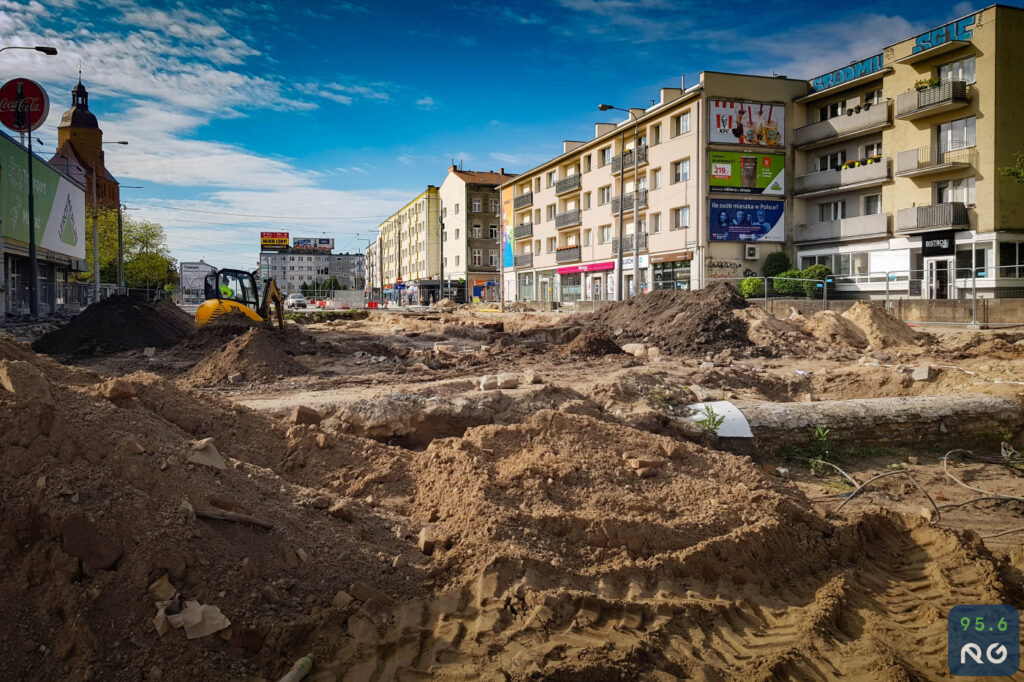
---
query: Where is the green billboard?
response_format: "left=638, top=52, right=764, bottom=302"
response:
left=1, top=132, right=85, bottom=261
left=708, top=151, right=784, bottom=195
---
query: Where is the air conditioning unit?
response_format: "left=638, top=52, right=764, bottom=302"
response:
left=744, top=245, right=759, bottom=260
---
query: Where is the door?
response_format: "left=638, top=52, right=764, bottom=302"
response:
left=539, top=278, right=550, bottom=302
left=593, top=276, right=602, bottom=300
left=926, top=258, right=952, bottom=299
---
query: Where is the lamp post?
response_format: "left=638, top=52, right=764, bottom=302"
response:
left=1, top=44, right=57, bottom=320
left=598, top=104, right=641, bottom=300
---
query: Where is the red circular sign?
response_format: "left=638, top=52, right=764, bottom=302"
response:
left=0, top=78, right=50, bottom=133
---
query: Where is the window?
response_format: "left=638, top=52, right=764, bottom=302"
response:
left=534, top=208, right=541, bottom=223
left=863, top=141, right=882, bottom=158
left=818, top=200, right=847, bottom=221
left=472, top=198, right=482, bottom=212
left=472, top=224, right=482, bottom=238
left=637, top=175, right=647, bottom=191
left=534, top=178, right=541, bottom=192
left=489, top=198, right=498, bottom=213
left=671, top=159, right=690, bottom=183
left=546, top=237, right=556, bottom=253
left=651, top=123, right=662, bottom=145
left=938, top=116, right=976, bottom=152
left=598, top=186, right=611, bottom=205
left=547, top=204, right=556, bottom=220
left=599, top=147, right=611, bottom=166
left=801, top=254, right=835, bottom=270
left=534, top=240, right=540, bottom=253
left=651, top=168, right=662, bottom=189
left=599, top=225, right=612, bottom=243
left=583, top=192, right=592, bottom=210
left=637, top=218, right=646, bottom=234
left=998, top=242, right=1024, bottom=277
left=547, top=171, right=557, bottom=187
left=671, top=206, right=690, bottom=230
left=818, top=100, right=844, bottom=122
left=936, top=177, right=976, bottom=206
left=864, top=194, right=881, bottom=215
left=489, top=249, right=497, bottom=265
left=940, top=55, right=976, bottom=84
left=583, top=229, right=592, bottom=246
left=651, top=213, right=662, bottom=234
left=672, top=111, right=691, bottom=136
left=862, top=89, right=883, bottom=105
left=489, top=224, right=497, bottom=239
left=455, top=255, right=460, bottom=266
left=453, top=203, right=459, bottom=215
left=817, top=151, right=846, bottom=171
left=472, top=249, right=482, bottom=266
left=583, top=155, right=592, bottom=173
left=454, top=228, right=460, bottom=239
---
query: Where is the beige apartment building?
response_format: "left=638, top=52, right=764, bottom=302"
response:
left=438, top=165, right=517, bottom=302
left=501, top=72, right=806, bottom=303
left=374, top=186, right=440, bottom=304
left=794, top=4, right=1024, bottom=299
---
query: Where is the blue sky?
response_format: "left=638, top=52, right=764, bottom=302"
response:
left=0, top=0, right=1011, bottom=271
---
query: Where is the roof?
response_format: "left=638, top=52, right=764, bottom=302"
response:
left=48, top=140, right=119, bottom=188
left=451, top=169, right=518, bottom=186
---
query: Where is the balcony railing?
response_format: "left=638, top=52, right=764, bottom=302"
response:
left=555, top=174, right=581, bottom=195
left=795, top=213, right=889, bottom=244
left=513, top=191, right=534, bottom=210
left=611, top=189, right=648, bottom=214
left=514, top=223, right=533, bottom=240
left=612, top=232, right=649, bottom=254
left=895, top=202, right=969, bottom=233
left=794, top=157, right=890, bottom=195
left=794, top=101, right=892, bottom=148
left=514, top=253, right=533, bottom=267
left=555, top=208, right=582, bottom=229
left=896, top=144, right=978, bottom=177
left=555, top=245, right=581, bottom=263
left=895, top=80, right=969, bottom=120
left=612, top=145, right=648, bottom=174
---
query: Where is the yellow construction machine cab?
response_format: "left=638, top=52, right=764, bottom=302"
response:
left=194, top=268, right=285, bottom=329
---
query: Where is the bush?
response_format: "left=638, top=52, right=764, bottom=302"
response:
left=771, top=269, right=806, bottom=297
left=762, top=251, right=792, bottom=278
left=737, top=277, right=764, bottom=299
left=801, top=264, right=834, bottom=298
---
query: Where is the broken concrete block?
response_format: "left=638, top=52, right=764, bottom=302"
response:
left=522, top=369, right=541, bottom=384
left=496, top=373, right=519, bottom=389
left=418, top=525, right=437, bottom=555
left=620, top=343, right=648, bottom=359
left=479, top=375, right=498, bottom=391
left=187, top=438, right=225, bottom=470
left=636, top=467, right=658, bottom=478
left=433, top=342, right=455, bottom=353
left=0, top=360, right=52, bottom=402
left=289, top=405, right=322, bottom=426
left=647, top=347, right=662, bottom=360
left=101, top=378, right=136, bottom=401
left=911, top=364, right=936, bottom=382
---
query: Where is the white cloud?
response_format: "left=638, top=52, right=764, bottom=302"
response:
left=416, top=96, right=436, bottom=110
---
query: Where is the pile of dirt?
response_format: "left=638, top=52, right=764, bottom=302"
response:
left=175, top=311, right=260, bottom=353
left=735, top=306, right=839, bottom=358
left=554, top=330, right=624, bottom=357
left=179, top=328, right=306, bottom=385
left=33, top=296, right=192, bottom=356
left=800, top=309, right=869, bottom=349
left=430, top=297, right=458, bottom=311
left=841, top=301, right=927, bottom=348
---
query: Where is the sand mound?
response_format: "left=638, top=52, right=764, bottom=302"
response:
left=841, top=301, right=924, bottom=348
left=555, top=330, right=623, bottom=357
left=803, top=309, right=869, bottom=348
left=180, top=328, right=306, bottom=385
left=735, top=305, right=834, bottom=357
left=33, top=296, right=192, bottom=356
left=175, top=311, right=261, bottom=353
left=430, top=297, right=458, bottom=311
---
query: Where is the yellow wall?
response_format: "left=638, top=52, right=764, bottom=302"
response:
left=994, top=6, right=1024, bottom=230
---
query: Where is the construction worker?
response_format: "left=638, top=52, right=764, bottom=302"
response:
left=219, top=282, right=233, bottom=299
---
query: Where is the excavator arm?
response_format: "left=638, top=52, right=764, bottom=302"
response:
left=259, top=277, right=285, bottom=331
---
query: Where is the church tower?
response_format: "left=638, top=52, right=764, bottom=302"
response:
left=50, top=78, right=119, bottom=208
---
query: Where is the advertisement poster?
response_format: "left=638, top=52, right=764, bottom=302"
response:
left=260, top=231, right=289, bottom=249
left=709, top=151, right=784, bottom=195
left=709, top=100, right=785, bottom=146
left=293, top=237, right=334, bottom=251
left=709, top=198, right=785, bottom=242
left=501, top=185, right=515, bottom=269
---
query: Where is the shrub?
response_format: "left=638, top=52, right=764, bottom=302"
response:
left=801, top=264, right=834, bottom=298
left=771, top=269, right=805, bottom=297
left=762, top=251, right=792, bottom=278
left=737, top=277, right=764, bottom=299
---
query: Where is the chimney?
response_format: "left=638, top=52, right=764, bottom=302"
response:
left=449, top=164, right=457, bottom=173
left=499, top=167, right=504, bottom=175
left=595, top=123, right=616, bottom=138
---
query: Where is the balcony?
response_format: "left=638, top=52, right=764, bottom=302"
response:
left=794, top=157, right=890, bottom=196
left=514, top=223, right=533, bottom=240
left=895, top=81, right=969, bottom=121
left=555, top=208, right=582, bottom=229
left=612, top=145, right=648, bottom=174
left=612, top=232, right=649, bottom=254
left=794, top=101, right=892, bottom=149
left=795, top=213, right=889, bottom=244
left=555, top=174, right=581, bottom=195
left=513, top=191, right=534, bottom=210
left=896, top=145, right=977, bottom=177
left=611, top=189, right=648, bottom=214
left=555, top=245, right=581, bottom=263
left=896, top=202, right=969, bottom=234
left=514, top=253, right=533, bottom=267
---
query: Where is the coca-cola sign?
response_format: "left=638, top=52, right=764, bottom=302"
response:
left=0, top=78, right=50, bottom=133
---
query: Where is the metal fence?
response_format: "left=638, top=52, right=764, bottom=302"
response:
left=3, top=282, right=172, bottom=321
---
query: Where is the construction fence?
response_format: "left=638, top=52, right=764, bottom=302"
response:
left=3, top=282, right=171, bottom=320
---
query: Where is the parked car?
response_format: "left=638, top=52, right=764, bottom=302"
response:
left=284, top=293, right=308, bottom=309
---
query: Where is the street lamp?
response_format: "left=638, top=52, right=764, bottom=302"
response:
left=0, top=45, right=58, bottom=56
left=598, top=104, right=642, bottom=301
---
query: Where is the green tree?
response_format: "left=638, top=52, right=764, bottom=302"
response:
left=76, top=210, right=176, bottom=289
left=124, top=252, right=177, bottom=290
left=999, top=151, right=1024, bottom=184
left=762, top=251, right=792, bottom=278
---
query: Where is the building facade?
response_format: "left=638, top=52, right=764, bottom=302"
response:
left=49, top=79, right=120, bottom=210
left=259, top=249, right=364, bottom=294
left=374, top=186, right=441, bottom=304
left=438, top=165, right=517, bottom=302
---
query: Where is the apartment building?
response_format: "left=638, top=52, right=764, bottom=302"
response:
left=795, top=5, right=1024, bottom=298
left=501, top=72, right=806, bottom=303
left=375, top=186, right=441, bottom=304
left=259, top=248, right=362, bottom=294
left=438, top=165, right=517, bottom=302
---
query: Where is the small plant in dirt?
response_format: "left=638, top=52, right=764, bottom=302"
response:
left=645, top=388, right=672, bottom=410
left=808, top=425, right=836, bottom=475
left=695, top=404, right=725, bottom=437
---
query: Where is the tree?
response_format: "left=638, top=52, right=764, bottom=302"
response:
left=999, top=151, right=1024, bottom=184
left=762, top=251, right=792, bottom=278
left=124, top=252, right=177, bottom=290
left=75, top=209, right=177, bottom=289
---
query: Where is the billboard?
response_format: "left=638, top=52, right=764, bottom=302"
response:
left=709, top=198, right=785, bottom=242
left=293, top=237, right=334, bottom=251
left=709, top=151, right=784, bottom=195
left=501, top=184, right=514, bottom=268
left=0, top=132, right=85, bottom=261
left=260, top=231, right=289, bottom=249
left=709, top=100, right=785, bottom=147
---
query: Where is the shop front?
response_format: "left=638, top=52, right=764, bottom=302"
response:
left=559, top=261, right=614, bottom=302
left=535, top=269, right=558, bottom=302
left=651, top=251, right=694, bottom=290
